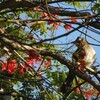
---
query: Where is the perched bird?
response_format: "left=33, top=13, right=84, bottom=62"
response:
left=73, top=37, right=96, bottom=71
left=61, top=37, right=96, bottom=94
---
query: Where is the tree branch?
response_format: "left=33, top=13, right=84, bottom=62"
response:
left=43, top=5, right=91, bottom=17
left=0, top=0, right=90, bottom=17
left=0, top=0, right=39, bottom=11
left=0, top=0, right=99, bottom=30
left=47, top=0, right=94, bottom=4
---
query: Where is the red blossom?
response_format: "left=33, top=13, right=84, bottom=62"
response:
left=47, top=21, right=53, bottom=25
left=24, top=59, right=35, bottom=71
left=7, top=60, right=17, bottom=74
left=71, top=18, right=77, bottom=23
left=64, top=18, right=77, bottom=31
left=28, top=50, right=42, bottom=62
left=2, top=59, right=17, bottom=74
left=84, top=90, right=95, bottom=100
left=64, top=24, right=72, bottom=31
left=53, top=22, right=61, bottom=29
left=2, top=61, right=7, bottom=71
left=42, top=12, right=61, bottom=29
left=28, top=50, right=39, bottom=60
left=52, top=14, right=57, bottom=18
left=44, top=60, right=51, bottom=67
left=23, top=64, right=29, bottom=71
left=18, top=65, right=24, bottom=76
left=35, top=57, right=42, bottom=63
left=42, top=12, right=48, bottom=18
left=37, top=75, right=42, bottom=79
left=48, top=21, right=61, bottom=29
left=34, top=7, right=40, bottom=11
left=18, top=59, right=34, bottom=76
left=76, top=88, right=95, bottom=99
left=26, top=59, right=35, bottom=65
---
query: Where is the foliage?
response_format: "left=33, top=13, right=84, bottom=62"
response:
left=91, top=3, right=100, bottom=13
left=0, top=0, right=99, bottom=100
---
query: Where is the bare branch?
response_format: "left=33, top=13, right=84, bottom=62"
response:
left=0, top=0, right=39, bottom=11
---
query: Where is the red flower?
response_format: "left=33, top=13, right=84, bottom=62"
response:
left=84, top=90, right=94, bottom=100
left=24, top=59, right=35, bottom=71
left=18, top=65, right=24, bottom=76
left=53, top=22, right=61, bottom=29
left=2, top=59, right=17, bottom=74
left=44, top=60, right=51, bottom=67
left=71, top=18, right=77, bottom=23
left=47, top=21, right=53, bottom=25
left=42, top=12, right=48, bottom=18
left=26, top=59, right=35, bottom=66
left=34, top=7, right=40, bottom=11
left=28, top=50, right=39, bottom=60
left=2, top=61, right=7, bottom=71
left=18, top=59, right=34, bottom=76
left=64, top=24, right=72, bottom=31
left=7, top=60, right=17, bottom=74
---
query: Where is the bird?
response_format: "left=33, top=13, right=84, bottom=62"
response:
left=61, top=37, right=96, bottom=94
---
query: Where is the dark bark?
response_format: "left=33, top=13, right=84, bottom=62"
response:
left=60, top=70, right=75, bottom=94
